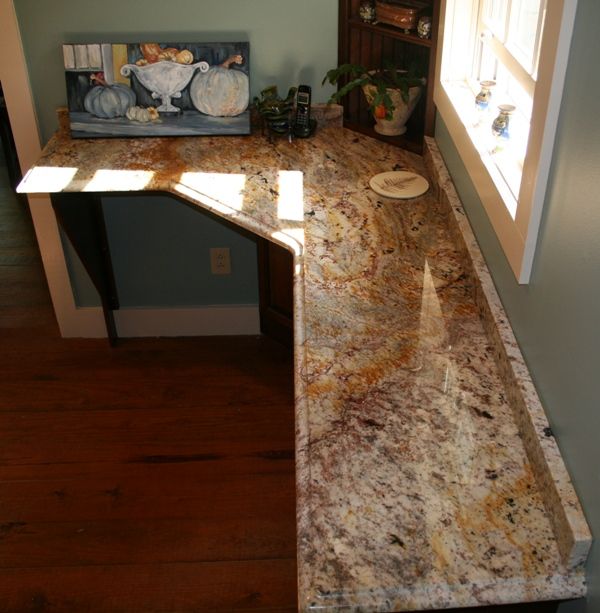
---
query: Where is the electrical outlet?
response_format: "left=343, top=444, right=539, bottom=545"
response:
left=210, top=247, right=232, bottom=275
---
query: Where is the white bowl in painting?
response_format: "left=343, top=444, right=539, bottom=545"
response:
left=121, top=61, right=209, bottom=113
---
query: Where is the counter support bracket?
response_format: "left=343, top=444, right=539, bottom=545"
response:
left=50, top=192, right=119, bottom=345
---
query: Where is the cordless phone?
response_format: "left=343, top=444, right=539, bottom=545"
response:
left=293, top=85, right=314, bottom=138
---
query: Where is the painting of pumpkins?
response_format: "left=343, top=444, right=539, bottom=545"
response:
left=63, top=42, right=250, bottom=137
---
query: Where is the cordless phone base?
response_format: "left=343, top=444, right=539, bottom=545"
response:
left=293, top=118, right=317, bottom=139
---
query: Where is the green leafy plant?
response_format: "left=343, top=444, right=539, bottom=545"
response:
left=253, top=85, right=297, bottom=133
left=322, top=61, right=424, bottom=120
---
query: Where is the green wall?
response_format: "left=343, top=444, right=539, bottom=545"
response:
left=435, top=1, right=599, bottom=610
left=14, top=0, right=338, bottom=308
left=63, top=196, right=261, bottom=308
left=15, top=0, right=338, bottom=144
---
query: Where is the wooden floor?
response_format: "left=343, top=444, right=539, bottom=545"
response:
left=0, top=156, right=298, bottom=612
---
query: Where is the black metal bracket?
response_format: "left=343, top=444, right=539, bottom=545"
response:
left=51, top=192, right=119, bottom=346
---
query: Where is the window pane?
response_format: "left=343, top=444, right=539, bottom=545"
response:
left=478, top=43, right=498, bottom=82
left=492, top=63, right=531, bottom=169
left=508, top=0, right=543, bottom=73
left=483, top=0, right=508, bottom=40
left=496, top=63, right=533, bottom=119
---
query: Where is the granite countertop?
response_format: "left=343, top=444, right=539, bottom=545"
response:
left=19, top=112, right=591, bottom=612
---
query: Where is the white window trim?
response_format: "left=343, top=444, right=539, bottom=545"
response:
left=434, top=0, right=578, bottom=283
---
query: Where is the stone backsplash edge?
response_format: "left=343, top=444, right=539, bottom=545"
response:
left=423, top=136, right=592, bottom=571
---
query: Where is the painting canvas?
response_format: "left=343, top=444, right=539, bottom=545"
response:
left=63, top=42, right=250, bottom=138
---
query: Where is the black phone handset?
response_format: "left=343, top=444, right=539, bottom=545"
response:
left=293, top=85, right=315, bottom=138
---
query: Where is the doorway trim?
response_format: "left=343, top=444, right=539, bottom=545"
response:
left=0, top=0, right=106, bottom=336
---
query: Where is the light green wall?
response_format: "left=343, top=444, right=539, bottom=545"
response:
left=435, top=1, right=599, bottom=610
left=103, top=196, right=259, bottom=307
left=64, top=196, right=261, bottom=308
left=15, top=0, right=338, bottom=144
left=14, top=0, right=338, bottom=308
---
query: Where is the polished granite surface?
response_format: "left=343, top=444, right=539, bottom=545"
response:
left=19, top=112, right=590, bottom=612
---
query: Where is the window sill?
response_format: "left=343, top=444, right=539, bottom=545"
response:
left=434, top=81, right=528, bottom=280
left=442, top=79, right=522, bottom=218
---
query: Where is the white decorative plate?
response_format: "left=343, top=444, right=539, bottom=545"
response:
left=369, top=171, right=429, bottom=199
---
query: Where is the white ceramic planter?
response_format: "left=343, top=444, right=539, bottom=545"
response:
left=362, top=81, right=423, bottom=136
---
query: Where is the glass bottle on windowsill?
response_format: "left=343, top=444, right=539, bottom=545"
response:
left=474, top=80, right=496, bottom=126
left=491, top=104, right=516, bottom=153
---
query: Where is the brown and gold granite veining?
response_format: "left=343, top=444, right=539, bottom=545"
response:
left=18, top=114, right=589, bottom=612
left=423, top=136, right=592, bottom=571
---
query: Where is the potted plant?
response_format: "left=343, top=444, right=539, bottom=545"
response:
left=322, top=62, right=425, bottom=136
left=253, top=85, right=298, bottom=134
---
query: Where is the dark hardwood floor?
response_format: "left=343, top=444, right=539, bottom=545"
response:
left=0, top=155, right=298, bottom=612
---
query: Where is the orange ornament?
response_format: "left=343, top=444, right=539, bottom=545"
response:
left=374, top=104, right=387, bottom=119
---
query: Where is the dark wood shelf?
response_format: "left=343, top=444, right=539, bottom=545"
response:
left=348, top=17, right=433, bottom=47
left=338, top=0, right=440, bottom=153
left=343, top=120, right=423, bottom=154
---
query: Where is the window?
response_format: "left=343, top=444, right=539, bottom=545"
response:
left=473, top=0, right=546, bottom=210
left=434, top=0, right=578, bottom=282
left=63, top=44, right=104, bottom=71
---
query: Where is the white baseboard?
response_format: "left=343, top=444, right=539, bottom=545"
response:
left=62, top=305, right=260, bottom=338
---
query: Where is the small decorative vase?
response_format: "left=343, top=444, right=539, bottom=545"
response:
left=491, top=104, right=516, bottom=151
left=417, top=15, right=432, bottom=39
left=359, top=0, right=377, bottom=23
left=362, top=81, right=423, bottom=136
left=475, top=80, right=496, bottom=112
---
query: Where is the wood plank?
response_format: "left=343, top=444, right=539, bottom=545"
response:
left=0, top=265, right=49, bottom=295
left=0, top=516, right=296, bottom=568
left=0, top=232, right=37, bottom=249
left=0, top=209, right=33, bottom=226
left=0, top=306, right=56, bottom=331
left=0, top=451, right=294, bottom=481
left=0, top=335, right=293, bottom=367
left=0, top=338, right=292, bottom=393
left=0, top=461, right=295, bottom=522
left=0, top=374, right=293, bottom=413
left=0, top=559, right=298, bottom=612
left=0, top=336, right=293, bottom=412
left=0, top=247, right=41, bottom=266
left=0, top=406, right=294, bottom=466
left=0, top=342, right=294, bottom=379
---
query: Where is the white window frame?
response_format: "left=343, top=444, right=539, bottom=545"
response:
left=434, top=0, right=578, bottom=283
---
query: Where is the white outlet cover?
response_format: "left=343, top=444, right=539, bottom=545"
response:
left=209, top=247, right=232, bottom=275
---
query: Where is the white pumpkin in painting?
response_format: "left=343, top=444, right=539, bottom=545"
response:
left=190, top=55, right=249, bottom=117
left=84, top=73, right=136, bottom=119
left=125, top=105, right=160, bottom=123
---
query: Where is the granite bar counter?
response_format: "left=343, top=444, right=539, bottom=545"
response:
left=18, top=111, right=591, bottom=612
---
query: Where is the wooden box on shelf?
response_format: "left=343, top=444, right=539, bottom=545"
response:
left=375, top=1, right=429, bottom=32
left=338, top=0, right=439, bottom=154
